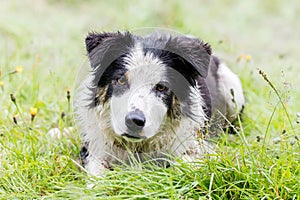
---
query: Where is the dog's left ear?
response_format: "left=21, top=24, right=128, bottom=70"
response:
left=165, top=36, right=211, bottom=78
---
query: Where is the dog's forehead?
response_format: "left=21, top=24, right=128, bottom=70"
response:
left=125, top=43, right=164, bottom=71
left=124, top=43, right=167, bottom=84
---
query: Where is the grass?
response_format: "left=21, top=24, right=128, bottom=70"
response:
left=1, top=0, right=300, bottom=199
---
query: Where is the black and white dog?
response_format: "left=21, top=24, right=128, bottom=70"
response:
left=75, top=31, right=245, bottom=176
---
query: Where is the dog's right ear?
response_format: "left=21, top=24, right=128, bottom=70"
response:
left=85, top=32, right=116, bottom=54
left=85, top=31, right=133, bottom=69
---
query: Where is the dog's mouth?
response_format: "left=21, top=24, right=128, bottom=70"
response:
left=121, top=133, right=147, bottom=141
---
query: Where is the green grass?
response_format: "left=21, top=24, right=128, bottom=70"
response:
left=1, top=0, right=300, bottom=199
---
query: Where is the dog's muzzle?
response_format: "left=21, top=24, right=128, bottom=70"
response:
left=122, top=110, right=146, bottom=139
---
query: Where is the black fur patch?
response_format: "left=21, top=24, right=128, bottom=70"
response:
left=209, top=56, right=220, bottom=80
left=94, top=55, right=128, bottom=105
left=85, top=32, right=134, bottom=107
left=86, top=32, right=118, bottom=54
left=197, top=76, right=212, bottom=118
left=144, top=48, right=199, bottom=87
left=144, top=47, right=210, bottom=121
left=80, top=143, right=89, bottom=167
left=151, top=83, right=181, bottom=120
left=86, top=31, right=134, bottom=69
left=164, top=35, right=211, bottom=78
left=166, top=94, right=181, bottom=120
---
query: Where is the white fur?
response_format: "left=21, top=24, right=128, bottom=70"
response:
left=110, top=44, right=168, bottom=139
left=206, top=62, right=245, bottom=128
left=217, top=63, right=244, bottom=119
left=75, top=47, right=212, bottom=176
left=75, top=36, right=244, bottom=176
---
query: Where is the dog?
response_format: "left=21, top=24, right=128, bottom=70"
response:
left=74, top=31, right=245, bottom=176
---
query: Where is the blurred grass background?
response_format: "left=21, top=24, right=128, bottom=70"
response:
left=1, top=0, right=300, bottom=198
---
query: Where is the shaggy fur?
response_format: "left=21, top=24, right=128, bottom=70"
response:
left=74, top=31, right=245, bottom=176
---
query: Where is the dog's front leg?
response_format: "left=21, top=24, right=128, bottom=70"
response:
left=80, top=143, right=113, bottom=176
left=84, top=156, right=113, bottom=176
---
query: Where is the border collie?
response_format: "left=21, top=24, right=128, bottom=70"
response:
left=75, top=31, right=245, bottom=176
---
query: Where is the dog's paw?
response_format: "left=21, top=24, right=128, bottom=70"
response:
left=84, top=157, right=113, bottom=176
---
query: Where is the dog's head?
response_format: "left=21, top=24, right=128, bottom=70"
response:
left=85, top=31, right=211, bottom=142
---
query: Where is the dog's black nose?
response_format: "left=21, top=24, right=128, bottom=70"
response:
left=125, top=110, right=146, bottom=131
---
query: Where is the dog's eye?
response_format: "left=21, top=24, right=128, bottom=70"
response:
left=116, top=75, right=127, bottom=85
left=155, top=84, right=167, bottom=92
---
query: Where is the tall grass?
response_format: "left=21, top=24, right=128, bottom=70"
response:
left=1, top=0, right=299, bottom=199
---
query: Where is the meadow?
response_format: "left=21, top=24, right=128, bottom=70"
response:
left=0, top=0, right=300, bottom=199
